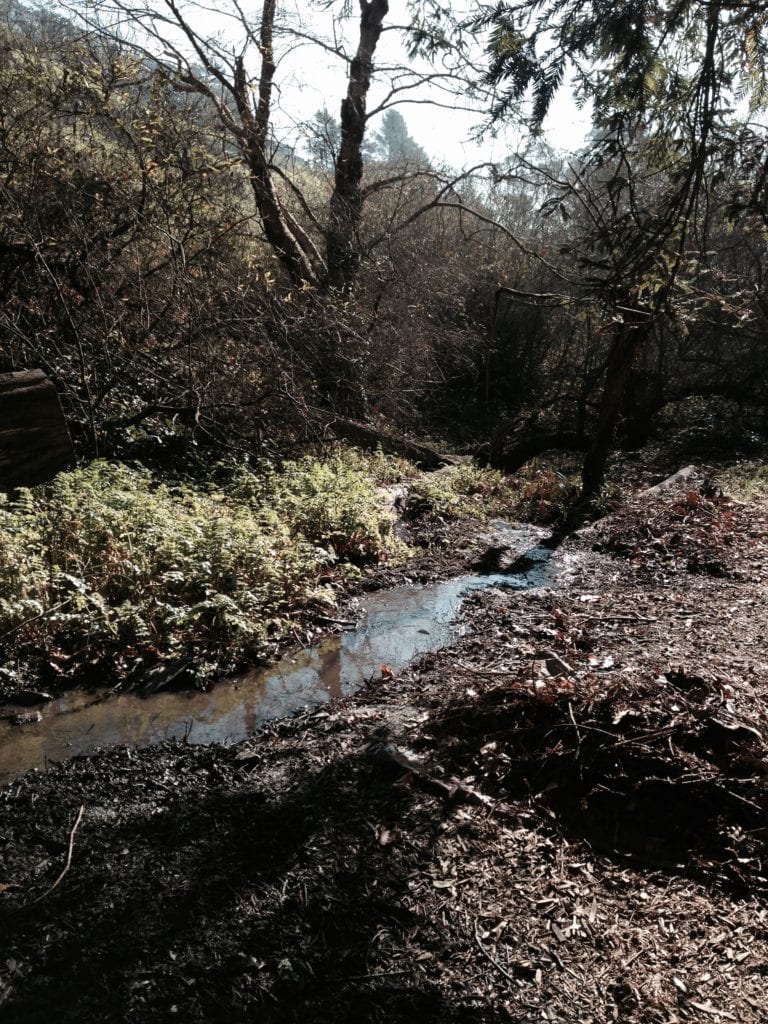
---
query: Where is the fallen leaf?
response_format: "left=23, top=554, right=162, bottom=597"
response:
left=376, top=824, right=399, bottom=846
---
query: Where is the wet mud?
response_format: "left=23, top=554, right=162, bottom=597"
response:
left=0, top=530, right=557, bottom=784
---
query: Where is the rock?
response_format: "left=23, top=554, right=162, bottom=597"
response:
left=640, top=465, right=698, bottom=497
left=12, top=710, right=43, bottom=726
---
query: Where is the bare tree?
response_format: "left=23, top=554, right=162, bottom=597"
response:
left=74, top=0, right=509, bottom=297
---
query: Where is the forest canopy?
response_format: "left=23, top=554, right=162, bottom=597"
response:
left=0, top=0, right=766, bottom=493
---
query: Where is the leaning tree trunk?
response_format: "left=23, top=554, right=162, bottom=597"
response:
left=581, top=314, right=651, bottom=499
left=326, top=415, right=459, bottom=469
left=232, top=1, right=325, bottom=287
left=327, top=0, right=388, bottom=291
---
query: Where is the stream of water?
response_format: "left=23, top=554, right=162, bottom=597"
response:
left=0, top=528, right=559, bottom=785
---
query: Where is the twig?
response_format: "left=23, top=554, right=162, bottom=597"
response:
left=567, top=700, right=583, bottom=752
left=344, top=968, right=416, bottom=981
left=27, top=805, right=85, bottom=906
left=456, top=661, right=517, bottom=677
left=379, top=744, right=495, bottom=808
left=313, top=613, right=357, bottom=627
left=473, top=923, right=533, bottom=982
left=0, top=597, right=73, bottom=642
left=548, top=947, right=566, bottom=970
left=571, top=613, right=658, bottom=623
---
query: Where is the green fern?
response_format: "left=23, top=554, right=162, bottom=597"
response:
left=0, top=454, right=406, bottom=696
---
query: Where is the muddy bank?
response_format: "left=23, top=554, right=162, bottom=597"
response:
left=0, top=523, right=561, bottom=785
left=2, top=480, right=768, bottom=1022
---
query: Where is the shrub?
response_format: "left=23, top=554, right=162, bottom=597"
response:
left=0, top=456, right=401, bottom=695
left=231, top=451, right=404, bottom=561
left=403, top=461, right=580, bottom=526
left=405, top=464, right=511, bottom=518
left=717, top=461, right=768, bottom=501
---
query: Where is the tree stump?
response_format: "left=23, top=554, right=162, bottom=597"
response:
left=0, top=370, right=74, bottom=489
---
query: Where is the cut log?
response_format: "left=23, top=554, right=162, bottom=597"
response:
left=0, top=369, right=74, bottom=489
left=326, top=416, right=459, bottom=470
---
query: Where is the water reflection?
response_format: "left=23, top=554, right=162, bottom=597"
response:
left=0, top=532, right=555, bottom=785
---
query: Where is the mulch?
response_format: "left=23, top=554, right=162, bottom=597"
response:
left=2, top=468, right=768, bottom=1023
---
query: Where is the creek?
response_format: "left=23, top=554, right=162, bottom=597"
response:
left=0, top=526, right=562, bottom=785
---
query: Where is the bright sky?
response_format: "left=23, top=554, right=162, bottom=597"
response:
left=70, top=0, right=591, bottom=167
left=273, top=0, right=591, bottom=167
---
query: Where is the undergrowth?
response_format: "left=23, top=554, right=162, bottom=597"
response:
left=716, top=461, right=768, bottom=501
left=406, top=462, right=577, bottom=525
left=0, top=451, right=573, bottom=698
left=0, top=454, right=403, bottom=696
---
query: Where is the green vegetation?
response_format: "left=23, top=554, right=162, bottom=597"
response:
left=406, top=463, right=577, bottom=525
left=717, top=462, right=768, bottom=502
left=0, top=448, right=588, bottom=698
left=0, top=454, right=404, bottom=696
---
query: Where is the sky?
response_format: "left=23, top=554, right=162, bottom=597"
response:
left=68, top=0, right=592, bottom=167
left=271, top=0, right=592, bottom=167
left=371, top=82, right=592, bottom=167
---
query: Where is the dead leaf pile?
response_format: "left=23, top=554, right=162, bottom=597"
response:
left=592, top=489, right=768, bottom=582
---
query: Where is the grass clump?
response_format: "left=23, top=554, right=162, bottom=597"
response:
left=0, top=455, right=401, bottom=696
left=716, top=460, right=768, bottom=501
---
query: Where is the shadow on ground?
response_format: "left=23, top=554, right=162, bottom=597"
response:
left=1, top=739, right=511, bottom=1024
left=424, top=673, right=768, bottom=891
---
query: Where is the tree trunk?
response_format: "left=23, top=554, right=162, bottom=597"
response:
left=232, top=8, right=325, bottom=287
left=244, top=140, right=323, bottom=286
left=327, top=415, right=457, bottom=469
left=0, top=370, right=74, bottom=489
left=487, top=431, right=592, bottom=473
left=581, top=315, right=650, bottom=498
left=327, top=0, right=388, bottom=291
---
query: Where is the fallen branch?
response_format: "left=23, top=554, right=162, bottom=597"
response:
left=571, top=613, right=658, bottom=623
left=325, top=416, right=459, bottom=470
left=26, top=805, right=85, bottom=907
left=313, top=613, right=357, bottom=628
left=377, top=743, right=512, bottom=813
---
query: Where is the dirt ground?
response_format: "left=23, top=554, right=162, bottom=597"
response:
left=2, top=465, right=768, bottom=1023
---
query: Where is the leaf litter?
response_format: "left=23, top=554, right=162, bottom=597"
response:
left=1, top=466, right=768, bottom=1022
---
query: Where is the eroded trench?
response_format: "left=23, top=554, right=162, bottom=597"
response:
left=0, top=526, right=567, bottom=786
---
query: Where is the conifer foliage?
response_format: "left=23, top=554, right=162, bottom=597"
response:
left=471, top=0, right=768, bottom=493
